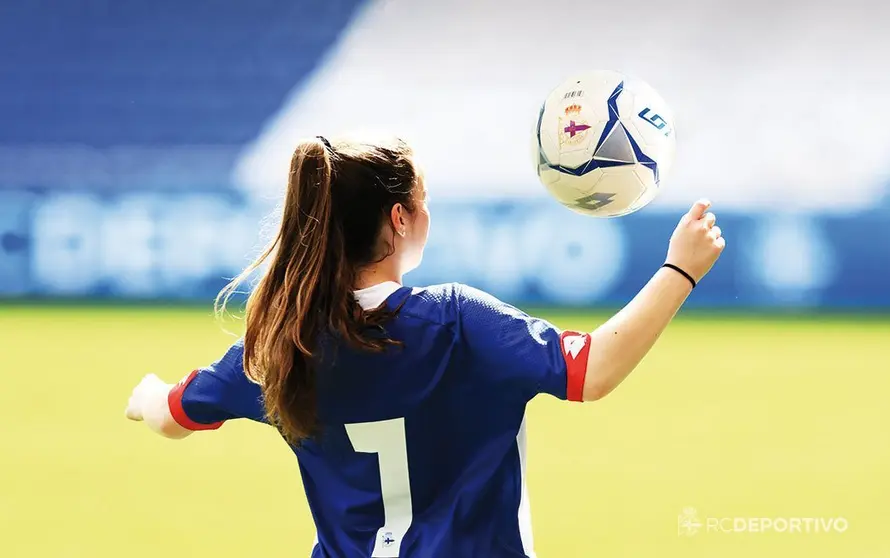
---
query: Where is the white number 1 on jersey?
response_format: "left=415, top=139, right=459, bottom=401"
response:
left=345, top=417, right=413, bottom=557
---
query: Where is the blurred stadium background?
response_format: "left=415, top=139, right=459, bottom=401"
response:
left=2, top=1, right=889, bottom=557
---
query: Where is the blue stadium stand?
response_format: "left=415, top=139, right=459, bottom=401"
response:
left=0, top=0, right=365, bottom=190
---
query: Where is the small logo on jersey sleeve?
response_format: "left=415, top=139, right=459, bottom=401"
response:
left=562, top=334, right=588, bottom=359
left=382, top=532, right=396, bottom=547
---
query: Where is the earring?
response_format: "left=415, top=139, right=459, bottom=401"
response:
left=399, top=229, right=407, bottom=237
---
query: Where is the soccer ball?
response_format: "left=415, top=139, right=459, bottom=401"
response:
left=534, top=70, right=676, bottom=218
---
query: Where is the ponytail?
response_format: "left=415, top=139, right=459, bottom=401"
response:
left=217, top=137, right=413, bottom=444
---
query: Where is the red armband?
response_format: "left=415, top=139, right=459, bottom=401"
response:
left=560, top=331, right=591, bottom=402
left=167, top=370, right=224, bottom=431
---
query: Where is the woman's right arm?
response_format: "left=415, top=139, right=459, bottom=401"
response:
left=580, top=199, right=725, bottom=401
left=125, top=340, right=268, bottom=437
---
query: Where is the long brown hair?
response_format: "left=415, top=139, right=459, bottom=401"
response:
left=217, top=137, right=418, bottom=443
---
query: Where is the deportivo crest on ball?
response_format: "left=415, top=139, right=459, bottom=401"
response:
left=558, top=104, right=591, bottom=146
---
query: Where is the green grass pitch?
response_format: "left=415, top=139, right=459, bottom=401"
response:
left=2, top=305, right=889, bottom=557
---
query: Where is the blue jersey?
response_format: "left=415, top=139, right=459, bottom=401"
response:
left=168, top=282, right=590, bottom=557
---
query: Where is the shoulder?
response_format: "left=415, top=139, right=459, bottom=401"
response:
left=211, top=338, right=246, bottom=374
left=393, top=283, right=459, bottom=326
left=407, top=282, right=499, bottom=303
left=403, top=283, right=518, bottom=324
left=197, top=338, right=249, bottom=386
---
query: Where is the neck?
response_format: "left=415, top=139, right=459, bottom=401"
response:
left=355, top=262, right=402, bottom=290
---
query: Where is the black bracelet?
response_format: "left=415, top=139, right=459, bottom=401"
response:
left=662, top=263, right=696, bottom=289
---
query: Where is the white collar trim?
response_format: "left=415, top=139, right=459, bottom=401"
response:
left=354, top=281, right=403, bottom=310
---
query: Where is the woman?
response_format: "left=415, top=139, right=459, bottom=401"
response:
left=126, top=136, right=724, bottom=557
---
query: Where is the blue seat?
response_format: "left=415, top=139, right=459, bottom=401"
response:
left=0, top=0, right=365, bottom=147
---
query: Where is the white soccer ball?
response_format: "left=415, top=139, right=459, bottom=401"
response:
left=534, top=70, right=676, bottom=217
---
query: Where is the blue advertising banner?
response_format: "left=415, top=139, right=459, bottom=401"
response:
left=1, top=189, right=888, bottom=308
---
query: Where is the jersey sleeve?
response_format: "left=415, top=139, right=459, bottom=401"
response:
left=167, top=339, right=267, bottom=430
left=456, top=284, right=591, bottom=402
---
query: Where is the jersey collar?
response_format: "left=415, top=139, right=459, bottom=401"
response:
left=354, top=281, right=403, bottom=310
